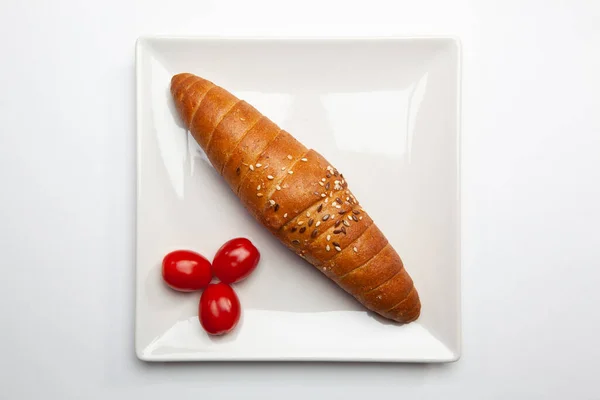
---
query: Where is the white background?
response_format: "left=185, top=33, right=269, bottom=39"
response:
left=1, top=0, right=599, bottom=399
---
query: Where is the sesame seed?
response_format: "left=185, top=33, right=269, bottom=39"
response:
left=236, top=167, right=241, bottom=175
left=287, top=155, right=293, bottom=160
left=299, top=227, right=306, bottom=233
left=281, top=167, right=286, bottom=171
left=335, top=204, right=341, bottom=209
left=353, top=247, right=358, bottom=253
left=321, top=193, right=326, bottom=198
left=311, top=229, right=318, bottom=238
left=346, top=197, right=350, bottom=201
left=335, top=220, right=342, bottom=227
left=257, top=185, right=261, bottom=190
left=333, top=229, right=342, bottom=234
left=326, top=173, right=331, bottom=178
left=322, top=214, right=330, bottom=221
left=325, top=182, right=330, bottom=190
left=257, top=193, right=263, bottom=197
left=347, top=215, right=353, bottom=221
left=340, top=226, right=347, bottom=234
left=352, top=215, right=359, bottom=222
left=352, top=210, right=360, bottom=215
left=336, top=197, right=343, bottom=204
left=276, top=185, right=281, bottom=190
left=301, top=158, right=308, bottom=162
left=308, top=218, right=314, bottom=227
left=291, top=227, right=297, bottom=232
left=318, top=182, right=324, bottom=186
left=292, top=239, right=300, bottom=245
left=324, top=198, right=329, bottom=203
left=332, top=241, right=341, bottom=247
left=288, top=170, right=293, bottom=175
left=326, top=245, right=331, bottom=252
left=317, top=204, right=323, bottom=212
left=329, top=192, right=333, bottom=197
left=306, top=211, right=311, bottom=217
left=283, top=213, right=288, bottom=218
left=297, top=220, right=304, bottom=225
left=343, top=220, right=350, bottom=227
left=335, top=246, right=342, bottom=252
left=255, top=163, right=262, bottom=167
left=321, top=178, right=326, bottom=182
left=359, top=216, right=363, bottom=220
left=326, top=235, right=331, bottom=241
left=316, top=221, right=321, bottom=227
left=274, top=203, right=279, bottom=212
left=267, top=175, right=274, bottom=180
left=269, top=200, right=276, bottom=206
left=249, top=164, right=254, bottom=171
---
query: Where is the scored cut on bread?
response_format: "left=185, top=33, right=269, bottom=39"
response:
left=170, top=73, right=420, bottom=323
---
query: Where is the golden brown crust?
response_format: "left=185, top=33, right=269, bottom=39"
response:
left=339, top=244, right=399, bottom=293
left=179, top=80, right=216, bottom=128
left=170, top=73, right=420, bottom=323
left=189, top=87, right=239, bottom=150
left=266, top=150, right=333, bottom=229
left=359, top=266, right=414, bottom=312
left=170, top=73, right=193, bottom=93
left=207, top=101, right=263, bottom=172
left=238, top=131, right=307, bottom=230
left=221, top=117, right=281, bottom=193
left=322, top=223, right=388, bottom=276
left=171, top=74, right=202, bottom=125
left=384, top=287, right=421, bottom=322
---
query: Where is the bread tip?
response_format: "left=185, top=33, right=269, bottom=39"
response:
left=170, top=73, right=194, bottom=94
left=402, top=300, right=421, bottom=324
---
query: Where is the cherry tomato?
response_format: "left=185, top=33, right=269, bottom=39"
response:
left=212, top=237, right=260, bottom=284
left=162, top=250, right=212, bottom=292
left=199, top=282, right=241, bottom=335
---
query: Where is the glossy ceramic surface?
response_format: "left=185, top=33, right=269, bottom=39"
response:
left=135, top=37, right=461, bottom=362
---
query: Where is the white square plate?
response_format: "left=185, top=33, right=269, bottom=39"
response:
left=135, top=36, right=461, bottom=362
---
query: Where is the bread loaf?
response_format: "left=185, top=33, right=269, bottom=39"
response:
left=171, top=73, right=420, bottom=323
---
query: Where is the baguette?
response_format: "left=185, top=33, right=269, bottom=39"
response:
left=170, top=73, right=420, bottom=323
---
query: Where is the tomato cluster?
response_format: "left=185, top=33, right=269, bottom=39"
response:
left=161, top=238, right=260, bottom=335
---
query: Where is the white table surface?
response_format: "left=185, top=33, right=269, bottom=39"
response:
left=1, top=0, right=599, bottom=398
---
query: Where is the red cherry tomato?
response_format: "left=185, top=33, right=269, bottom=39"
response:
left=199, top=283, right=241, bottom=335
left=162, top=250, right=212, bottom=292
left=212, top=237, right=260, bottom=284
